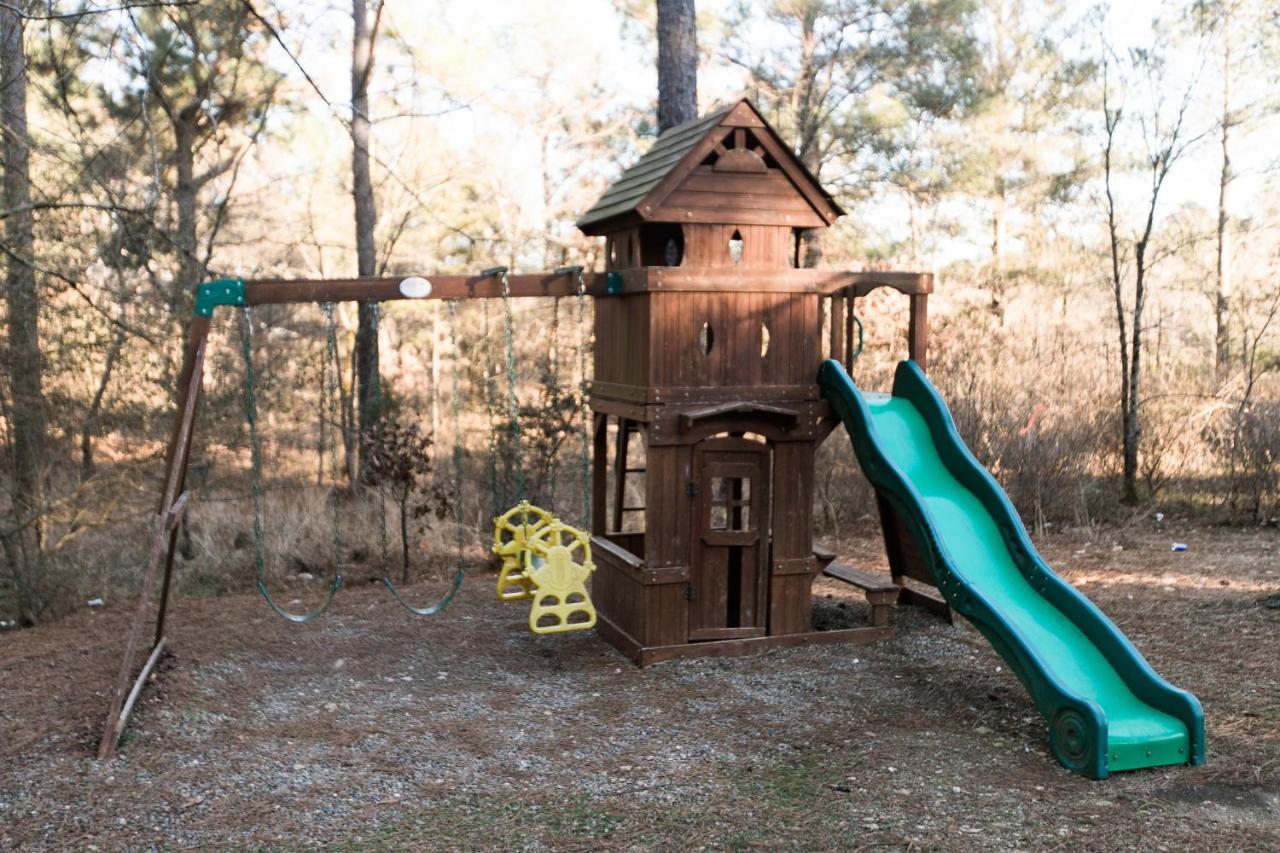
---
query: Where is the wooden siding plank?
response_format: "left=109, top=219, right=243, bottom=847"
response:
left=649, top=205, right=826, bottom=228
left=680, top=170, right=799, bottom=195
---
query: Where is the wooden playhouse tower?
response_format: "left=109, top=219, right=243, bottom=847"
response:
left=578, top=99, right=934, bottom=664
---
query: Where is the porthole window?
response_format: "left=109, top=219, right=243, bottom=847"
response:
left=699, top=321, right=714, bottom=355
left=728, top=229, right=744, bottom=265
left=639, top=223, right=684, bottom=266
left=760, top=323, right=770, bottom=358
left=664, top=238, right=681, bottom=266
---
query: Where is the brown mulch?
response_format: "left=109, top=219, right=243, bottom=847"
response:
left=1, top=527, right=1277, bottom=850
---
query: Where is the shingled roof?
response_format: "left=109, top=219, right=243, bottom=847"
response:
left=577, top=106, right=734, bottom=230
left=577, top=99, right=842, bottom=235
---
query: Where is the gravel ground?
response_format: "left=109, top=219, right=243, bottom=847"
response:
left=1, top=527, right=1277, bottom=850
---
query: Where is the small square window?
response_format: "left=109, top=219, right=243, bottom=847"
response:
left=708, top=476, right=751, bottom=531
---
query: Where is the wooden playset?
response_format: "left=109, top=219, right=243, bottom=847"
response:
left=577, top=100, right=932, bottom=664
left=100, top=99, right=1203, bottom=781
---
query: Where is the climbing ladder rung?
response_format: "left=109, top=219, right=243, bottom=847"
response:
left=620, top=505, right=645, bottom=512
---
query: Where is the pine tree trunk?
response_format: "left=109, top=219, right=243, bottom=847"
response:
left=791, top=8, right=822, bottom=267
left=352, top=0, right=380, bottom=480
left=656, top=0, right=698, bottom=132
left=1214, top=18, right=1233, bottom=381
left=791, top=8, right=818, bottom=167
left=1122, top=246, right=1148, bottom=505
left=172, top=115, right=202, bottom=320
left=1, top=5, right=47, bottom=624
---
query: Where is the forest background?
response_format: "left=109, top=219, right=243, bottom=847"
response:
left=1, top=0, right=1278, bottom=626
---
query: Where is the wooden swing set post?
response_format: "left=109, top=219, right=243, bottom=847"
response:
left=98, top=316, right=211, bottom=760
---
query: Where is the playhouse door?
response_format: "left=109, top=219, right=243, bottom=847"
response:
left=688, top=437, right=771, bottom=641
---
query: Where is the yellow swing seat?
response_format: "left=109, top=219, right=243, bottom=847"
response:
left=491, top=502, right=596, bottom=635
left=492, top=501, right=554, bottom=601
left=523, top=522, right=596, bottom=635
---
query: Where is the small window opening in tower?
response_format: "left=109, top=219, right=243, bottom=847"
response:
left=729, top=229, right=744, bottom=265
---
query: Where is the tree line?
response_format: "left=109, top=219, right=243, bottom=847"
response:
left=2, top=0, right=1278, bottom=625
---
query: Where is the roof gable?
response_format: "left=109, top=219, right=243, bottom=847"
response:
left=577, top=99, right=843, bottom=235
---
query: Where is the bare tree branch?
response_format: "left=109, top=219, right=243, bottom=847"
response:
left=0, top=0, right=196, bottom=21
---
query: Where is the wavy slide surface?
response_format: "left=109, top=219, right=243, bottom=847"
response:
left=819, top=358, right=1204, bottom=779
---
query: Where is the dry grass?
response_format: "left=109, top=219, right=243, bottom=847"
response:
left=6, top=276, right=1278, bottom=624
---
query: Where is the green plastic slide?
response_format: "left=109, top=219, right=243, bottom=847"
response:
left=819, top=359, right=1204, bottom=779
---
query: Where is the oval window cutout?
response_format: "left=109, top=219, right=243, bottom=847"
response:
left=728, top=229, right=744, bottom=265
left=760, top=322, right=770, bottom=358
left=699, top=321, right=714, bottom=355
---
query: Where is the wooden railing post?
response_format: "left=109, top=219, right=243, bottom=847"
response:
left=908, top=293, right=929, bottom=373
left=829, top=292, right=845, bottom=367
left=591, top=413, right=608, bottom=536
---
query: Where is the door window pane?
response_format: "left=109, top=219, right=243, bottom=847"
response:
left=709, top=476, right=751, bottom=531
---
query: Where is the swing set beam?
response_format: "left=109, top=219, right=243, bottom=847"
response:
left=206, top=268, right=931, bottom=311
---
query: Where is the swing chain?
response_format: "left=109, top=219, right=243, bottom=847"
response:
left=448, top=300, right=467, bottom=563
left=240, top=307, right=268, bottom=595
left=322, top=303, right=346, bottom=577
left=566, top=266, right=592, bottom=529
left=381, top=299, right=466, bottom=615
left=481, top=296, right=501, bottom=519
left=241, top=305, right=341, bottom=623
left=553, top=264, right=593, bottom=529
left=494, top=267, right=526, bottom=504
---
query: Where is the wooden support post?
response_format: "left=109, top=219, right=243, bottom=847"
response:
left=591, top=413, right=608, bottom=536
left=152, top=494, right=191, bottom=647
left=846, top=295, right=857, bottom=368
left=153, top=321, right=210, bottom=647
left=611, top=417, right=631, bottom=533
left=99, top=317, right=211, bottom=760
left=908, top=293, right=929, bottom=372
left=829, top=293, right=844, bottom=366
left=104, top=636, right=168, bottom=754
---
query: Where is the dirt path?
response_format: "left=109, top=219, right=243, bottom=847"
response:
left=2, top=528, right=1277, bottom=850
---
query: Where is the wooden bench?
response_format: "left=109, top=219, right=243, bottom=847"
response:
left=822, top=562, right=899, bottom=627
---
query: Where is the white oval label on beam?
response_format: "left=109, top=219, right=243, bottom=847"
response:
left=399, top=276, right=432, bottom=298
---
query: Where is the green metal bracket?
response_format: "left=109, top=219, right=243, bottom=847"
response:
left=194, top=278, right=246, bottom=317
left=606, top=271, right=623, bottom=295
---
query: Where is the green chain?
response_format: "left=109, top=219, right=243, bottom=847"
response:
left=448, top=300, right=467, bottom=561
left=545, top=296, right=561, bottom=508
left=496, top=268, right=526, bottom=504
left=548, top=296, right=560, bottom=386
left=850, top=312, right=864, bottom=366
left=481, top=297, right=501, bottom=519
left=323, top=303, right=347, bottom=580
left=571, top=267, right=591, bottom=528
left=382, top=299, right=466, bottom=615
left=242, top=305, right=341, bottom=623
